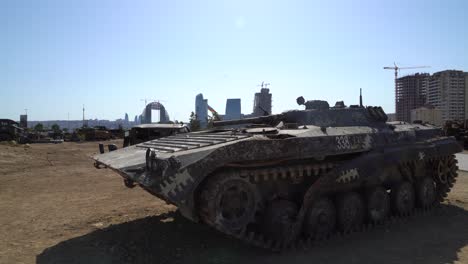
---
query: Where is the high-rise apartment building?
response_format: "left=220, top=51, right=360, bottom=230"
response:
left=395, top=73, right=429, bottom=122
left=426, top=70, right=468, bottom=121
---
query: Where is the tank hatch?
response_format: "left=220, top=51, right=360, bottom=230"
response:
left=136, top=132, right=251, bottom=153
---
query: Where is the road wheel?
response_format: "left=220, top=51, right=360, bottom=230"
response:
left=416, top=177, right=436, bottom=208
left=304, top=197, right=336, bottom=239
left=336, top=192, right=365, bottom=233
left=262, top=200, right=298, bottom=241
left=367, top=186, right=390, bottom=223
left=391, top=181, right=415, bottom=215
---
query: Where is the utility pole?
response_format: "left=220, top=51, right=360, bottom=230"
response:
left=82, top=104, right=85, bottom=128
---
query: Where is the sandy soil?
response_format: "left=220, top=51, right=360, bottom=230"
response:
left=0, top=141, right=467, bottom=264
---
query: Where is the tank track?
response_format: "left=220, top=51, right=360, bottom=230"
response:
left=198, top=155, right=458, bottom=251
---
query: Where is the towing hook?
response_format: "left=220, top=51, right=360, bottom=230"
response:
left=99, top=143, right=118, bottom=154
left=94, top=161, right=106, bottom=169
left=99, top=143, right=105, bottom=154
left=124, top=178, right=136, bottom=188
left=108, top=144, right=118, bottom=152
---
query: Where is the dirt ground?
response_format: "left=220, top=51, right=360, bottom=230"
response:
left=0, top=141, right=467, bottom=264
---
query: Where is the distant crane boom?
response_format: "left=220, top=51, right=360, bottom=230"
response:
left=383, top=63, right=430, bottom=79
left=207, top=104, right=218, bottom=114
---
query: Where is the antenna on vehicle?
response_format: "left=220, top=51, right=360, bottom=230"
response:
left=359, top=88, right=363, bottom=107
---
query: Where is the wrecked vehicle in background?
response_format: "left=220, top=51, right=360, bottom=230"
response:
left=0, top=119, right=23, bottom=142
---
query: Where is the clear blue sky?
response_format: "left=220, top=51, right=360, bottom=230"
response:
left=2, top=0, right=467, bottom=121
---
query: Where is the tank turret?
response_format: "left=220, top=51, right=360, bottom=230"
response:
left=213, top=114, right=285, bottom=127
left=214, top=96, right=387, bottom=128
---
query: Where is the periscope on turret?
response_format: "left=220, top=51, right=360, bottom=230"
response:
left=93, top=96, right=462, bottom=250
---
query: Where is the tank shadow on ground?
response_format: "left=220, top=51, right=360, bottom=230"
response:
left=37, top=204, right=468, bottom=264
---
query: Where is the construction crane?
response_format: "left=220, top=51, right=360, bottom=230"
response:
left=207, top=104, right=222, bottom=120
left=257, top=81, right=271, bottom=89
left=207, top=104, right=218, bottom=115
left=383, top=62, right=430, bottom=82
left=384, top=63, right=430, bottom=119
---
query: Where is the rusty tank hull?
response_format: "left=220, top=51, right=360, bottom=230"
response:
left=93, top=102, right=462, bottom=249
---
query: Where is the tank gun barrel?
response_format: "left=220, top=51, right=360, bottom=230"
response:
left=213, top=114, right=285, bottom=127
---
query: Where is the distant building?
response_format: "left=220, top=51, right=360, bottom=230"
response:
left=140, top=101, right=170, bottom=124
left=134, top=115, right=138, bottom=125
left=124, top=113, right=129, bottom=124
left=194, top=85, right=273, bottom=125
left=411, top=105, right=443, bottom=126
left=395, top=73, right=429, bottom=122
left=426, top=70, right=468, bottom=121
left=19, top=115, right=27, bottom=128
left=27, top=118, right=137, bottom=131
left=252, top=88, right=272, bottom=117
left=195, top=93, right=208, bottom=128
left=386, top=113, right=397, bottom=122
left=225, top=99, right=241, bottom=120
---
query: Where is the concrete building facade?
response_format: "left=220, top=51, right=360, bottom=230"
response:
left=395, top=73, right=429, bottom=122
left=225, top=99, right=241, bottom=120
left=410, top=105, right=443, bottom=126
left=426, top=70, right=468, bottom=122
left=252, top=88, right=272, bottom=117
left=195, top=93, right=208, bottom=128
left=386, top=113, right=396, bottom=122
left=19, top=115, right=27, bottom=128
left=140, top=101, right=170, bottom=124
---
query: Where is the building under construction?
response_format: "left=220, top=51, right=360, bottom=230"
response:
left=252, top=88, right=272, bottom=116
left=395, top=73, right=429, bottom=122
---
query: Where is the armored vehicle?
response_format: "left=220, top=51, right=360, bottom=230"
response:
left=444, top=120, right=468, bottom=149
left=123, top=123, right=190, bottom=147
left=0, top=119, right=23, bottom=142
left=93, top=97, right=461, bottom=249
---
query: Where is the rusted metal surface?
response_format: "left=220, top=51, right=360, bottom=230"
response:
left=93, top=99, right=462, bottom=250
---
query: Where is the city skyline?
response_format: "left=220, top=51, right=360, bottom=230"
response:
left=2, top=0, right=468, bottom=121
